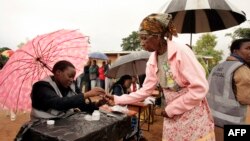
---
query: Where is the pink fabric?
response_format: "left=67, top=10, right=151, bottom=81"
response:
left=114, top=40, right=214, bottom=140
left=0, top=29, right=90, bottom=112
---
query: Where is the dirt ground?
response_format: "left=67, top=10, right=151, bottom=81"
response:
left=0, top=109, right=163, bottom=141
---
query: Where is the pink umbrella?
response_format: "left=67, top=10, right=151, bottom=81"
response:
left=0, top=29, right=90, bottom=113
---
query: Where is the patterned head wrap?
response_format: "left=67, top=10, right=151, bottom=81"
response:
left=139, top=13, right=178, bottom=40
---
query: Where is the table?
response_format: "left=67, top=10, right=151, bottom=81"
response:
left=20, top=112, right=131, bottom=141
left=128, top=102, right=153, bottom=141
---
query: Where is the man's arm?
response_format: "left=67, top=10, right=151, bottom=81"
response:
left=234, top=66, right=250, bottom=104
left=31, top=81, right=85, bottom=111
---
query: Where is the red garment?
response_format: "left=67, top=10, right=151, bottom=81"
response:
left=98, top=66, right=105, bottom=80
left=132, top=82, right=137, bottom=92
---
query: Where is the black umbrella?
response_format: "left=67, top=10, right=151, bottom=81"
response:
left=160, top=0, right=247, bottom=45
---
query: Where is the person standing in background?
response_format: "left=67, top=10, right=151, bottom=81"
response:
left=80, top=59, right=91, bottom=92
left=98, top=61, right=106, bottom=89
left=89, top=60, right=99, bottom=89
left=207, top=38, right=250, bottom=141
left=129, top=76, right=139, bottom=93
left=105, top=59, right=113, bottom=93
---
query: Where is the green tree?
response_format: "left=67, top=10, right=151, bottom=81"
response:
left=193, top=34, right=223, bottom=72
left=225, top=28, right=250, bottom=39
left=0, top=47, right=11, bottom=52
left=0, top=47, right=11, bottom=69
left=17, top=38, right=29, bottom=49
left=121, top=31, right=141, bottom=51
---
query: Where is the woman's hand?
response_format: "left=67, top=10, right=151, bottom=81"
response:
left=84, top=87, right=106, bottom=98
left=95, top=99, right=108, bottom=107
left=94, top=95, right=115, bottom=107
left=103, top=94, right=115, bottom=106
left=104, top=94, right=114, bottom=100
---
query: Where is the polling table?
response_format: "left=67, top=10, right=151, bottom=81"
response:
left=20, top=112, right=131, bottom=141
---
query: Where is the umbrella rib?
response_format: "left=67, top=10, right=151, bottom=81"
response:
left=44, top=45, right=86, bottom=58
left=1, top=62, right=35, bottom=112
left=39, top=37, right=87, bottom=66
left=32, top=38, right=41, bottom=58
left=1, top=57, right=34, bottom=71
left=30, top=62, right=40, bottom=87
left=36, top=64, right=46, bottom=80
left=41, top=29, right=78, bottom=54
left=50, top=54, right=86, bottom=60
left=15, top=50, right=36, bottom=59
left=40, top=30, right=83, bottom=57
left=50, top=37, right=86, bottom=49
left=0, top=59, right=37, bottom=85
left=14, top=64, right=37, bottom=79
left=42, top=45, right=87, bottom=63
left=36, top=29, right=65, bottom=57
left=15, top=67, right=34, bottom=113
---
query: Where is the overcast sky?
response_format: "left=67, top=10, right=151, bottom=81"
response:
left=0, top=0, right=249, bottom=58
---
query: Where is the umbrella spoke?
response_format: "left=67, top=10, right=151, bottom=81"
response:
left=43, top=45, right=86, bottom=58
left=15, top=69, right=33, bottom=113
left=37, top=30, right=63, bottom=57
left=17, top=48, right=36, bottom=59
left=1, top=64, right=34, bottom=111
left=49, top=37, right=86, bottom=52
left=40, top=30, right=82, bottom=57
left=42, top=30, right=77, bottom=53
left=52, top=54, right=86, bottom=60
left=1, top=58, right=34, bottom=71
left=32, top=38, right=40, bottom=58
left=42, top=46, right=87, bottom=63
left=0, top=60, right=37, bottom=85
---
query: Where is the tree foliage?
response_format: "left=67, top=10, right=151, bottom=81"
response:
left=0, top=47, right=11, bottom=52
left=121, top=31, right=141, bottom=51
left=0, top=47, right=11, bottom=69
left=225, top=28, right=250, bottom=39
left=193, top=34, right=223, bottom=72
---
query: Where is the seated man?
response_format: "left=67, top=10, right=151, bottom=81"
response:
left=31, top=60, right=106, bottom=120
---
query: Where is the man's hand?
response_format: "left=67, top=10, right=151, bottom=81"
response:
left=84, top=87, right=106, bottom=98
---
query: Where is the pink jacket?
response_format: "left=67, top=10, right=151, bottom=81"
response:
left=114, top=40, right=208, bottom=118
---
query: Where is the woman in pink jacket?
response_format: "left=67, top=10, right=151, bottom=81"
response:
left=108, top=13, right=215, bottom=141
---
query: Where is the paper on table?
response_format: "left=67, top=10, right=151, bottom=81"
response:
left=110, top=105, right=129, bottom=114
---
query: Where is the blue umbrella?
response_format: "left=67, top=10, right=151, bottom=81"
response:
left=89, top=52, right=108, bottom=60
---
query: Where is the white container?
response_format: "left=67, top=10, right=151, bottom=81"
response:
left=92, top=110, right=100, bottom=121
left=47, top=120, right=55, bottom=125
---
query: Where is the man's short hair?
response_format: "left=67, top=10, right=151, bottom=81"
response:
left=230, top=38, right=250, bottom=53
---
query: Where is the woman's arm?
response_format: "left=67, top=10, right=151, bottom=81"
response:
left=114, top=58, right=158, bottom=105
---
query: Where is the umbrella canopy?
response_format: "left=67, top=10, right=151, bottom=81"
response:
left=106, top=51, right=151, bottom=79
left=159, top=0, right=247, bottom=44
left=89, top=51, right=108, bottom=60
left=0, top=29, right=89, bottom=112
